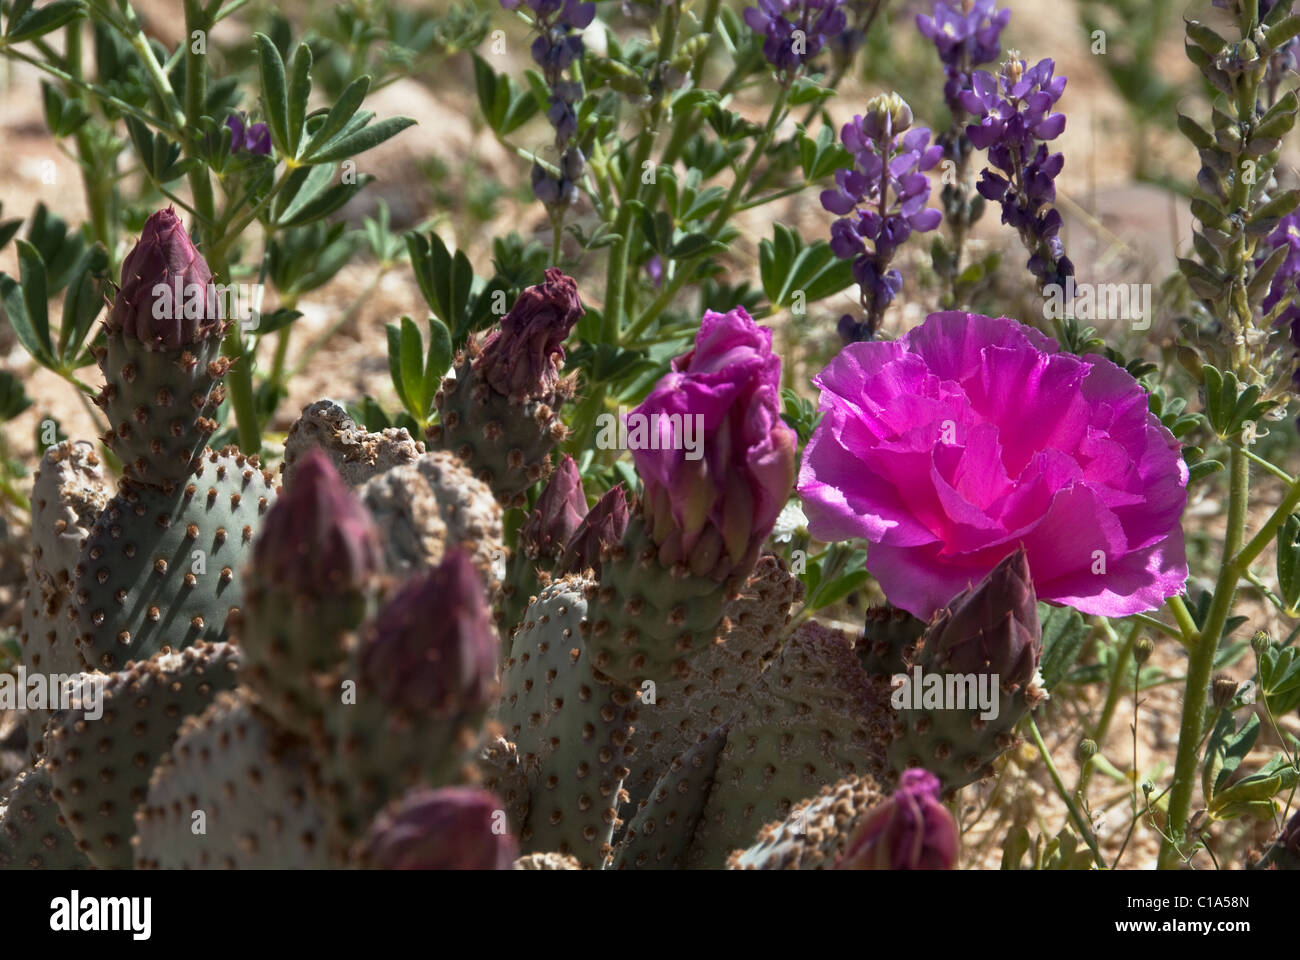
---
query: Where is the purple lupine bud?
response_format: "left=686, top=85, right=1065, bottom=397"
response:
left=358, top=549, right=497, bottom=715
left=645, top=255, right=664, bottom=289
left=476, top=268, right=583, bottom=400
left=745, top=0, right=848, bottom=74
left=561, top=146, right=585, bottom=181
left=356, top=786, right=517, bottom=870
left=225, top=114, right=272, bottom=155
left=520, top=454, right=588, bottom=559
left=558, top=483, right=629, bottom=574
left=107, top=207, right=222, bottom=349
left=254, top=448, right=383, bottom=595
left=925, top=547, right=1040, bottom=691
left=835, top=769, right=959, bottom=870
left=631, top=307, right=796, bottom=579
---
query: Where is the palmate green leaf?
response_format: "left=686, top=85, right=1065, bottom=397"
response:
left=58, top=241, right=107, bottom=363
left=16, top=240, right=51, bottom=360
left=306, top=115, right=415, bottom=165
left=1037, top=604, right=1088, bottom=691
left=0, top=272, right=51, bottom=367
left=302, top=75, right=370, bottom=159
left=1203, top=712, right=1259, bottom=805
left=0, top=370, right=33, bottom=422
left=799, top=125, right=851, bottom=182
left=386, top=321, right=414, bottom=419
left=4, top=0, right=84, bottom=44
left=255, top=33, right=291, bottom=158
left=423, top=317, right=453, bottom=408
left=398, top=316, right=426, bottom=419
left=287, top=42, right=312, bottom=158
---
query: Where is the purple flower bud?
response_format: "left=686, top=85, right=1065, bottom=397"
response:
left=925, top=547, right=1041, bottom=691
left=835, top=769, right=959, bottom=869
left=254, top=448, right=383, bottom=596
left=632, top=307, right=796, bottom=578
left=225, top=114, right=272, bottom=156
left=745, top=0, right=848, bottom=73
left=476, top=268, right=583, bottom=400
left=358, top=549, right=497, bottom=715
left=107, top=207, right=222, bottom=349
left=521, top=454, right=588, bottom=559
left=558, top=483, right=629, bottom=575
left=356, top=786, right=517, bottom=869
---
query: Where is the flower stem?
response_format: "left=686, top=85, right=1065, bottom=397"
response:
left=1159, top=445, right=1250, bottom=868
left=1026, top=714, right=1106, bottom=869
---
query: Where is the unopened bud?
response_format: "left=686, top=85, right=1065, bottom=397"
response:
left=1212, top=673, right=1239, bottom=709
left=1252, top=630, right=1271, bottom=655
left=1078, top=738, right=1098, bottom=760
left=1134, top=636, right=1154, bottom=665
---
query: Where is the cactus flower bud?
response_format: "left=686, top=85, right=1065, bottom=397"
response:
left=477, top=268, right=584, bottom=399
left=925, top=547, right=1040, bottom=691
left=358, top=549, right=497, bottom=715
left=253, top=448, right=382, bottom=595
left=107, top=207, right=222, bottom=349
left=631, top=307, right=796, bottom=579
left=356, top=786, right=517, bottom=869
left=520, top=455, right=588, bottom=560
left=558, top=483, right=629, bottom=574
left=835, top=769, right=959, bottom=870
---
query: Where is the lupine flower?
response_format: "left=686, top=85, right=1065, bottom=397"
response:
left=835, top=769, right=959, bottom=870
left=821, top=93, right=942, bottom=340
left=356, top=786, right=518, bottom=869
left=521, top=454, right=588, bottom=559
left=225, top=113, right=271, bottom=156
left=559, top=483, right=629, bottom=574
left=255, top=449, right=383, bottom=595
left=925, top=548, right=1040, bottom=690
left=631, top=307, right=796, bottom=579
left=916, top=0, right=1010, bottom=110
left=745, top=0, right=848, bottom=74
left=476, top=268, right=584, bottom=400
left=798, top=311, right=1188, bottom=619
left=504, top=0, right=593, bottom=209
left=358, top=550, right=497, bottom=715
left=960, top=54, right=1073, bottom=288
left=107, top=208, right=221, bottom=349
left=1256, top=211, right=1300, bottom=341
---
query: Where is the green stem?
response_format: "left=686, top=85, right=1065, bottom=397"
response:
left=1159, top=446, right=1250, bottom=868
left=624, top=83, right=791, bottom=345
left=1078, top=618, right=1140, bottom=795
left=601, top=4, right=680, bottom=343
left=1026, top=714, right=1106, bottom=869
left=1166, top=594, right=1199, bottom=642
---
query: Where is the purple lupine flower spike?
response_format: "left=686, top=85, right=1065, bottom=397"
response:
left=960, top=52, right=1073, bottom=289
left=821, top=93, right=943, bottom=340
left=916, top=0, right=1010, bottom=111
left=745, top=0, right=848, bottom=75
